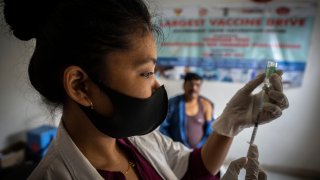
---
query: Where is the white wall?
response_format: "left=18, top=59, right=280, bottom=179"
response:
left=157, top=0, right=320, bottom=173
left=0, top=10, right=60, bottom=149
left=0, top=0, right=319, bottom=174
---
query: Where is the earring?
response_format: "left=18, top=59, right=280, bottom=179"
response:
left=89, top=101, right=94, bottom=110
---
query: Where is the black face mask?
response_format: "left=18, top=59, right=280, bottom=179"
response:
left=79, top=81, right=168, bottom=138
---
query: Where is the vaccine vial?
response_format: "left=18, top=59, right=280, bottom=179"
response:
left=264, top=60, right=277, bottom=89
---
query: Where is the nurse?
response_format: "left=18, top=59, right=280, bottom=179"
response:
left=3, top=0, right=288, bottom=179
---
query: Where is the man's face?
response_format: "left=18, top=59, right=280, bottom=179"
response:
left=183, top=79, right=202, bottom=99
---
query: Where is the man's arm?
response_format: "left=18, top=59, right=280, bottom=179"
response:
left=201, top=97, right=214, bottom=122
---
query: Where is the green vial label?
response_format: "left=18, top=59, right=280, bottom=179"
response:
left=265, top=60, right=277, bottom=78
left=265, top=66, right=276, bottom=78
left=264, top=60, right=277, bottom=89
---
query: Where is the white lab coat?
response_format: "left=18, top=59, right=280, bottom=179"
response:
left=27, top=122, right=192, bottom=180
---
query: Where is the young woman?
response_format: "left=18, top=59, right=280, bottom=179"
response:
left=3, top=0, right=288, bottom=179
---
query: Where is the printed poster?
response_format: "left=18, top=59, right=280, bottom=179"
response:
left=156, top=2, right=317, bottom=88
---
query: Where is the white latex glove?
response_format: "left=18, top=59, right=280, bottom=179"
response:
left=222, top=144, right=267, bottom=180
left=245, top=145, right=267, bottom=180
left=212, top=71, right=289, bottom=137
left=221, top=157, right=247, bottom=180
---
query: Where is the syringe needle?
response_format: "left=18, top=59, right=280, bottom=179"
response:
left=249, top=122, right=259, bottom=145
left=249, top=94, right=263, bottom=145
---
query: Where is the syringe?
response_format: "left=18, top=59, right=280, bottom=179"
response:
left=248, top=60, right=277, bottom=146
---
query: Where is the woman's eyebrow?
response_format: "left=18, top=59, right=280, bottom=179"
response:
left=133, top=57, right=157, bottom=67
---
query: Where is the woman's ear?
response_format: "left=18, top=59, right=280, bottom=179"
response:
left=63, top=66, right=92, bottom=107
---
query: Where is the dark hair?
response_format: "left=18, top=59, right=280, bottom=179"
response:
left=184, top=72, right=203, bottom=82
left=3, top=0, right=162, bottom=105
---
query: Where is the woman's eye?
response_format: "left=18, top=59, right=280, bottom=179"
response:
left=140, top=72, right=154, bottom=79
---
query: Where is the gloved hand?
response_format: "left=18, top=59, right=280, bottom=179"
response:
left=222, top=144, right=267, bottom=180
left=245, top=145, right=267, bottom=180
left=212, top=71, right=289, bottom=137
left=221, top=157, right=247, bottom=180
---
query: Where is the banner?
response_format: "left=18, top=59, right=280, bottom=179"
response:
left=156, top=2, right=317, bottom=87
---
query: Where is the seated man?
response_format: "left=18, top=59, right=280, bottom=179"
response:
left=160, top=72, right=214, bottom=148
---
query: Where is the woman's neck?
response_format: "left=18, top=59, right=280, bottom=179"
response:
left=62, top=100, right=127, bottom=170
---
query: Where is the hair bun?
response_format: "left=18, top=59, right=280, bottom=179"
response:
left=3, top=0, right=55, bottom=41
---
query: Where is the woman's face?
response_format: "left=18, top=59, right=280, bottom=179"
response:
left=102, top=32, right=159, bottom=99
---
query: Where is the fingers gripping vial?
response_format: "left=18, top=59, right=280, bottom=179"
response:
left=211, top=59, right=286, bottom=138
left=249, top=60, right=277, bottom=146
